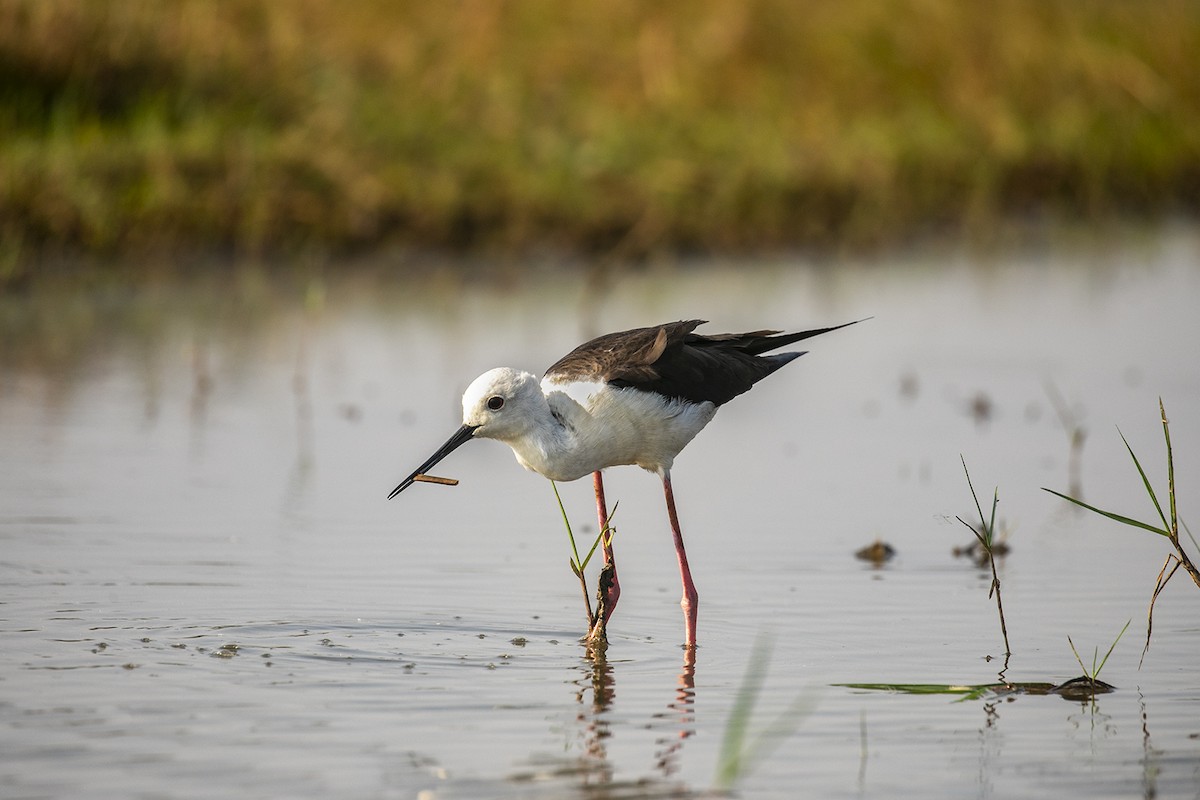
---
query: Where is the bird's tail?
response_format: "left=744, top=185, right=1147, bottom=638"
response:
left=742, top=318, right=868, bottom=355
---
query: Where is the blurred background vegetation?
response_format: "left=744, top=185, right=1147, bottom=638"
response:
left=1, top=0, right=1198, bottom=283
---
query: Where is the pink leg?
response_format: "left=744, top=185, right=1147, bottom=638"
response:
left=662, top=470, right=698, bottom=648
left=593, top=470, right=620, bottom=625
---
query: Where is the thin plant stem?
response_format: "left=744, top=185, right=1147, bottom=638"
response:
left=958, top=457, right=1011, bottom=658
left=553, top=480, right=620, bottom=634
left=553, top=480, right=595, bottom=629
left=1068, top=619, right=1130, bottom=681
left=1159, top=400, right=1200, bottom=588
left=1141, top=556, right=1181, bottom=668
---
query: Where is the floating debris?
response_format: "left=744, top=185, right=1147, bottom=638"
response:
left=1051, top=675, right=1117, bottom=702
left=953, top=538, right=1011, bottom=567
left=855, top=540, right=896, bottom=564
left=968, top=391, right=994, bottom=424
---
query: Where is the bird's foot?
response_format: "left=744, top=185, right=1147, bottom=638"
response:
left=585, top=618, right=608, bottom=647
left=680, top=587, right=698, bottom=649
left=587, top=561, right=619, bottom=644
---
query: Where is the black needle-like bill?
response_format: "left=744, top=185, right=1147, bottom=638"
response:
left=387, top=424, right=479, bottom=499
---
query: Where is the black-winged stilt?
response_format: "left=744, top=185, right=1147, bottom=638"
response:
left=389, top=319, right=859, bottom=648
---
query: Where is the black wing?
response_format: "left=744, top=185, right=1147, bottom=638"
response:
left=546, top=319, right=861, bottom=406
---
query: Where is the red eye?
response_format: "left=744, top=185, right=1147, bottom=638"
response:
left=487, top=396, right=505, bottom=411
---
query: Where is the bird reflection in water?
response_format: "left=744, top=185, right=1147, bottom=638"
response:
left=564, top=647, right=698, bottom=793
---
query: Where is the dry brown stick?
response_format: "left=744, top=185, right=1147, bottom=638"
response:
left=412, top=474, right=459, bottom=486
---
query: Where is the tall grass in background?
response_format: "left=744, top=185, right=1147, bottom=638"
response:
left=1, top=0, right=1198, bottom=280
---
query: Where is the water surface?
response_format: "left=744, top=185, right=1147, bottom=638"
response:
left=3, top=227, right=1200, bottom=798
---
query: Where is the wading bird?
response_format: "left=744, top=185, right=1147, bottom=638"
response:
left=389, top=319, right=859, bottom=647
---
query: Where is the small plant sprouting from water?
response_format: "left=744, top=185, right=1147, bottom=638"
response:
left=1067, top=619, right=1130, bottom=686
left=551, top=480, right=617, bottom=633
left=1043, top=399, right=1199, bottom=665
left=957, top=457, right=1012, bottom=659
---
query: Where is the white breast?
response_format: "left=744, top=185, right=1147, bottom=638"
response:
left=533, top=376, right=717, bottom=479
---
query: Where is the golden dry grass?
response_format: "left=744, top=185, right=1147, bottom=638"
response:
left=1, top=0, right=1198, bottom=276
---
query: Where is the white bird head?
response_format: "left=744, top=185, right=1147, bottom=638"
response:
left=387, top=367, right=545, bottom=498
left=460, top=367, right=544, bottom=442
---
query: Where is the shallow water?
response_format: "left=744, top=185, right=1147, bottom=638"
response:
left=3, top=227, right=1200, bottom=798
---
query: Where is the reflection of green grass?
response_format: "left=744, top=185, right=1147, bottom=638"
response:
left=3, top=1, right=1200, bottom=279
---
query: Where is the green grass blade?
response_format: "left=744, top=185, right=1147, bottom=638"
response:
left=1119, top=428, right=1170, bottom=533
left=716, top=635, right=817, bottom=789
left=961, top=456, right=989, bottom=544
left=837, top=683, right=984, bottom=695
left=1067, top=635, right=1087, bottom=677
left=956, top=515, right=985, bottom=547
left=1160, top=399, right=1177, bottom=534
left=988, top=487, right=999, bottom=546
left=716, top=634, right=773, bottom=788
left=1095, top=619, right=1131, bottom=678
left=1042, top=488, right=1170, bottom=537
left=578, top=501, right=618, bottom=571
left=551, top=481, right=583, bottom=567
left=836, top=682, right=1057, bottom=700
left=579, top=529, right=606, bottom=572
